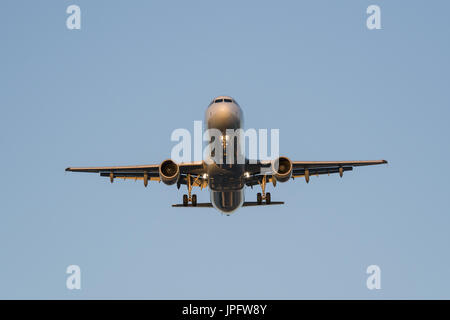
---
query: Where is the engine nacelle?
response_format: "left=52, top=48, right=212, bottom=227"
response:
left=159, top=159, right=180, bottom=185
left=271, top=156, right=293, bottom=183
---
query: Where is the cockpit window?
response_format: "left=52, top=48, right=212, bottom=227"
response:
left=211, top=98, right=236, bottom=104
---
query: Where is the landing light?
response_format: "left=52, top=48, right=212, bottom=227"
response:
left=221, top=135, right=230, bottom=146
left=244, top=172, right=250, bottom=178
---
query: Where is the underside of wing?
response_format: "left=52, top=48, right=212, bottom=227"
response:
left=291, top=160, right=387, bottom=181
left=245, top=159, right=387, bottom=186
left=65, top=161, right=207, bottom=186
left=292, top=160, right=388, bottom=169
left=65, top=164, right=160, bottom=181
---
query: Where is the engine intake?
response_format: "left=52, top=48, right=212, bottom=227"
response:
left=271, top=156, right=293, bottom=183
left=159, top=159, right=180, bottom=185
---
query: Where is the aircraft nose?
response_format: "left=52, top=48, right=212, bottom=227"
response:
left=206, top=103, right=242, bottom=131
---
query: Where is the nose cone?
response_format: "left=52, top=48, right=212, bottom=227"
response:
left=206, top=98, right=243, bottom=132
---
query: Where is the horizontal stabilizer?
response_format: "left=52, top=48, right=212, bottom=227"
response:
left=242, top=201, right=284, bottom=206
left=172, top=203, right=213, bottom=208
left=172, top=201, right=284, bottom=208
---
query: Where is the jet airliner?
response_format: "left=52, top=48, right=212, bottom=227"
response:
left=66, top=96, right=387, bottom=214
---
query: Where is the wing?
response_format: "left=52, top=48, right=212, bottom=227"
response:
left=291, top=160, right=387, bottom=179
left=245, top=159, right=387, bottom=186
left=291, top=160, right=387, bottom=169
left=65, top=161, right=206, bottom=186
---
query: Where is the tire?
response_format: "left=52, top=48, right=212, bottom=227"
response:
left=183, top=194, right=188, bottom=206
left=266, top=192, right=271, bottom=204
left=257, top=193, right=262, bottom=204
left=192, top=194, right=197, bottom=206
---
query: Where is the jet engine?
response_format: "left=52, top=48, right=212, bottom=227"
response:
left=271, top=156, right=293, bottom=182
left=159, top=159, right=180, bottom=185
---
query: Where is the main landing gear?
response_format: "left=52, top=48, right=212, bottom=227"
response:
left=257, top=175, right=271, bottom=205
left=182, top=174, right=197, bottom=206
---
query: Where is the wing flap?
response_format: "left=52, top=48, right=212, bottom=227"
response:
left=99, top=172, right=160, bottom=178
left=292, top=166, right=353, bottom=178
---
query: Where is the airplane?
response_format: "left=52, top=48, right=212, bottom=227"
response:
left=66, top=96, right=387, bottom=215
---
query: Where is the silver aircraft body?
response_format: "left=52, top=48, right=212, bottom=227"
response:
left=205, top=96, right=245, bottom=213
left=66, top=96, right=387, bottom=215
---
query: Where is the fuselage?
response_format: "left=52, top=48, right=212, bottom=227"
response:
left=205, top=96, right=245, bottom=214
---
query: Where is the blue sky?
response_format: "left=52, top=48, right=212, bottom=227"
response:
left=1, top=0, right=449, bottom=299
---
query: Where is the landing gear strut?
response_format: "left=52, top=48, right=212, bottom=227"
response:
left=182, top=174, right=197, bottom=206
left=257, top=175, right=271, bottom=204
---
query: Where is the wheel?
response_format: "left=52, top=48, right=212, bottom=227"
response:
left=266, top=192, right=271, bottom=204
left=257, top=193, right=262, bottom=204
left=192, top=194, right=197, bottom=206
left=183, top=194, right=188, bottom=206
